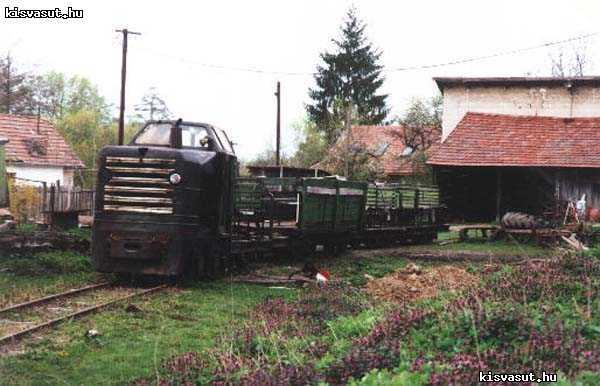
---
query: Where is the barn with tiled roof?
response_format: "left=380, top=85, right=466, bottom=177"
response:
left=428, top=112, right=600, bottom=222
left=0, top=114, right=83, bottom=186
left=428, top=76, right=600, bottom=222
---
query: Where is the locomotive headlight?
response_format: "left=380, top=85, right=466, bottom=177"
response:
left=169, top=173, right=182, bottom=185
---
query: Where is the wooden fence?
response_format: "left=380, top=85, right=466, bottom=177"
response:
left=41, top=185, right=95, bottom=214
left=9, top=179, right=95, bottom=223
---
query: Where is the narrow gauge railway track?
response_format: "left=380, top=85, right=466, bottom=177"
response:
left=0, top=283, right=168, bottom=346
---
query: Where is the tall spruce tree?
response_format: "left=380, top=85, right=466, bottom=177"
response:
left=307, top=8, right=388, bottom=145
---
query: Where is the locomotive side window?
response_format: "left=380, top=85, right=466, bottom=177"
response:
left=181, top=125, right=210, bottom=148
left=133, top=123, right=172, bottom=145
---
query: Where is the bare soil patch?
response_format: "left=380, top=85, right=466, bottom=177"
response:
left=365, top=263, right=479, bottom=303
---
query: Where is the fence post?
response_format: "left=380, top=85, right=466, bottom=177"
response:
left=49, top=184, right=55, bottom=214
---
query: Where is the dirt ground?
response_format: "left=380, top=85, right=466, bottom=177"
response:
left=365, top=263, right=479, bottom=303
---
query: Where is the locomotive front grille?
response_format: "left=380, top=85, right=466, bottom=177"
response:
left=102, top=156, right=176, bottom=215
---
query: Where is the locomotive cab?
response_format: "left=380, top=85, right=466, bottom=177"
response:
left=92, top=120, right=237, bottom=277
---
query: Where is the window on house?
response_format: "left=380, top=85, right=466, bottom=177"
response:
left=373, top=142, right=390, bottom=157
left=401, top=146, right=414, bottom=156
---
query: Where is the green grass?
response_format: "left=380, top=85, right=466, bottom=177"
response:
left=0, top=233, right=593, bottom=385
left=0, top=282, right=296, bottom=385
left=410, top=239, right=549, bottom=257
left=0, top=250, right=101, bottom=308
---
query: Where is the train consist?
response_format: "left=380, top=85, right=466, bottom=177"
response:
left=92, top=120, right=446, bottom=277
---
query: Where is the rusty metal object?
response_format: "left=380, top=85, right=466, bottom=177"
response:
left=0, top=284, right=168, bottom=346
left=103, top=205, right=173, bottom=215
left=104, top=196, right=172, bottom=204
left=587, top=207, right=600, bottom=222
left=105, top=166, right=174, bottom=174
left=108, top=176, right=170, bottom=185
left=106, top=156, right=175, bottom=164
left=104, top=186, right=171, bottom=194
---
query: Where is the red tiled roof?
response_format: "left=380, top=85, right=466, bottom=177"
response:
left=428, top=112, right=600, bottom=168
left=315, top=125, right=429, bottom=176
left=0, top=114, right=83, bottom=168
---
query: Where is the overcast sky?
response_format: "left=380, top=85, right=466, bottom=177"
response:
left=2, top=0, right=600, bottom=159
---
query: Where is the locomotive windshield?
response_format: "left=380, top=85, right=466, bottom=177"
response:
left=130, top=121, right=234, bottom=154
left=133, top=122, right=171, bottom=146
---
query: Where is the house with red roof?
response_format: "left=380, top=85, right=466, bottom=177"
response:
left=428, top=77, right=600, bottom=222
left=0, top=114, right=84, bottom=187
left=314, top=125, right=438, bottom=181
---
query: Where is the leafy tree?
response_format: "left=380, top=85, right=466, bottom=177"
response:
left=0, top=53, right=34, bottom=114
left=30, top=72, right=110, bottom=122
left=134, top=87, right=171, bottom=121
left=399, top=95, right=442, bottom=152
left=390, top=95, right=442, bottom=184
left=307, top=7, right=388, bottom=145
left=27, top=71, right=115, bottom=187
left=290, top=117, right=327, bottom=168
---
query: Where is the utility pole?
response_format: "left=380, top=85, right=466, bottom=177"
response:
left=344, top=104, right=352, bottom=178
left=115, top=28, right=141, bottom=145
left=275, top=81, right=281, bottom=166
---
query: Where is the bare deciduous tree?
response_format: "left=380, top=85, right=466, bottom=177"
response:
left=550, top=43, right=590, bottom=77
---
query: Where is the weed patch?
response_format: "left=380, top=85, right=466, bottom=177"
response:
left=143, top=252, right=599, bottom=385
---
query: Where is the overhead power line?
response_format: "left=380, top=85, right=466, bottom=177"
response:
left=136, top=32, right=598, bottom=77
left=387, top=32, right=599, bottom=72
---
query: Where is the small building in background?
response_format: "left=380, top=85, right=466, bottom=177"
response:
left=0, top=137, right=8, bottom=207
left=429, top=76, right=600, bottom=222
left=314, top=125, right=437, bottom=182
left=0, top=114, right=84, bottom=186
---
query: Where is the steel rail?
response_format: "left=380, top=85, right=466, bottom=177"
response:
left=0, top=282, right=111, bottom=314
left=0, top=284, right=168, bottom=346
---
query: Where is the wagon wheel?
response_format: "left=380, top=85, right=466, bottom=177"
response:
left=292, top=237, right=313, bottom=261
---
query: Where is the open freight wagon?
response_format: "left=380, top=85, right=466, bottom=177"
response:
left=232, top=176, right=446, bottom=257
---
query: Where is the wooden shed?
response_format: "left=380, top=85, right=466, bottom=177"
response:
left=428, top=113, right=600, bottom=222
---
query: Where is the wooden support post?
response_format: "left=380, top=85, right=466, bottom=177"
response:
left=414, top=189, right=420, bottom=226
left=496, top=169, right=502, bottom=222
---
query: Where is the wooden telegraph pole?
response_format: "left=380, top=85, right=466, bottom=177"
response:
left=275, top=81, right=281, bottom=166
left=115, top=28, right=141, bottom=145
left=344, top=104, right=351, bottom=178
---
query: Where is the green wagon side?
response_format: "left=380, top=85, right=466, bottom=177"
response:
left=298, top=177, right=367, bottom=233
left=367, top=184, right=440, bottom=209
